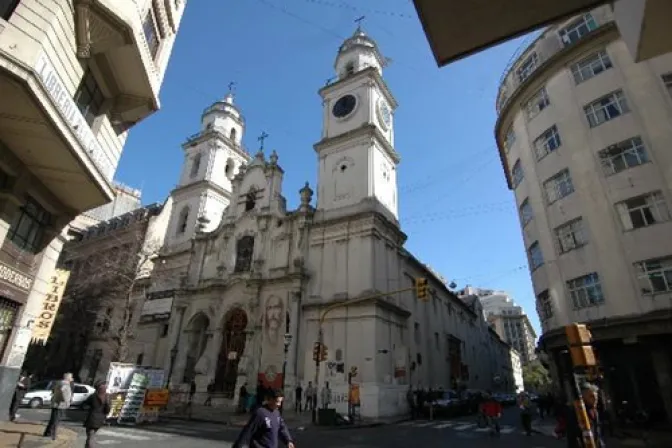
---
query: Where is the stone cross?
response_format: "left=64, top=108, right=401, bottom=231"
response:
left=258, top=131, right=269, bottom=150
left=228, top=81, right=236, bottom=93
left=355, top=16, right=365, bottom=29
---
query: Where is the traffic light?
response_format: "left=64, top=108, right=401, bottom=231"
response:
left=415, top=277, right=428, bottom=300
left=312, top=342, right=322, bottom=362
left=320, top=344, right=328, bottom=362
left=565, top=323, right=596, bottom=367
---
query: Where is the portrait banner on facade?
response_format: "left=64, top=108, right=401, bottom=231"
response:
left=31, top=269, right=70, bottom=344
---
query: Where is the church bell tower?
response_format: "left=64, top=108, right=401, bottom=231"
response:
left=314, top=25, right=400, bottom=221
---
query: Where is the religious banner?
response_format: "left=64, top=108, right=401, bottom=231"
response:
left=31, top=269, right=70, bottom=343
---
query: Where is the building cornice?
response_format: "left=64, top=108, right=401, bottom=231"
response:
left=170, top=179, right=232, bottom=201
left=313, top=123, right=400, bottom=164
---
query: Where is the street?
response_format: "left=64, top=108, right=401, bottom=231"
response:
left=14, top=407, right=564, bottom=447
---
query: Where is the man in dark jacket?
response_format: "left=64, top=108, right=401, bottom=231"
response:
left=233, top=388, right=295, bottom=448
left=9, top=372, right=31, bottom=421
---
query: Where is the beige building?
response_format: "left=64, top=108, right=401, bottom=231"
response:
left=0, top=0, right=186, bottom=415
left=495, top=5, right=672, bottom=424
left=458, top=287, right=538, bottom=365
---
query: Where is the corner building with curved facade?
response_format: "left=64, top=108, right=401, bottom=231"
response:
left=495, top=4, right=672, bottom=424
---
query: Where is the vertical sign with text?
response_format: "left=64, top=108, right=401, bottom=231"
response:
left=31, top=269, right=70, bottom=343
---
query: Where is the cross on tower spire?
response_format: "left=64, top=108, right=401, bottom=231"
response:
left=354, top=15, right=365, bottom=31
left=257, top=131, right=269, bottom=151
left=228, top=81, right=236, bottom=93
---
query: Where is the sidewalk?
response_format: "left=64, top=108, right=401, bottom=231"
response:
left=161, top=404, right=409, bottom=431
left=0, top=421, right=77, bottom=448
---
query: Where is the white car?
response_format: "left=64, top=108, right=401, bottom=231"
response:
left=21, top=381, right=94, bottom=408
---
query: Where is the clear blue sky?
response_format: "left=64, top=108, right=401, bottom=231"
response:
left=116, top=0, right=541, bottom=335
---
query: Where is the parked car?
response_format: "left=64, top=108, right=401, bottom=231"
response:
left=21, top=381, right=94, bottom=409
left=424, top=390, right=462, bottom=417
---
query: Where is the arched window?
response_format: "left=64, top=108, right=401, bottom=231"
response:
left=225, top=159, right=235, bottom=179
left=229, top=128, right=237, bottom=143
left=345, top=62, right=355, bottom=75
left=234, top=236, right=254, bottom=272
left=190, top=153, right=201, bottom=178
left=245, top=191, right=256, bottom=211
left=177, top=207, right=189, bottom=234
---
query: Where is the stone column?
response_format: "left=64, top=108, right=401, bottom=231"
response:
left=652, top=348, right=672, bottom=425
left=164, top=306, right=186, bottom=385
left=286, top=292, right=301, bottom=389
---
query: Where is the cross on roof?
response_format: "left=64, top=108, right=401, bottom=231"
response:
left=228, top=81, right=236, bottom=93
left=355, top=15, right=365, bottom=29
left=258, top=131, right=269, bottom=150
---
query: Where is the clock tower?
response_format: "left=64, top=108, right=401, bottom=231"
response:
left=314, top=26, right=399, bottom=220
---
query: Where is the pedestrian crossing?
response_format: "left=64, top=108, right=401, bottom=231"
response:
left=95, top=427, right=177, bottom=445
left=398, top=419, right=520, bottom=435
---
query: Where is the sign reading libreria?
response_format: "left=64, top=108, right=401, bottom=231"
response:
left=31, top=269, right=70, bottom=344
left=33, top=52, right=115, bottom=181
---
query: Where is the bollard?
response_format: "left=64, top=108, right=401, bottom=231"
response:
left=429, top=404, right=434, bottom=421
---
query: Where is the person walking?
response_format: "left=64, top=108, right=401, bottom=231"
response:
left=9, top=371, right=31, bottom=421
left=304, top=382, right=314, bottom=412
left=233, top=388, right=295, bottom=448
left=482, top=392, right=502, bottom=436
left=204, top=380, right=215, bottom=406
left=518, top=391, right=533, bottom=436
left=83, top=382, right=110, bottom=447
left=294, top=383, right=303, bottom=413
left=43, top=373, right=73, bottom=440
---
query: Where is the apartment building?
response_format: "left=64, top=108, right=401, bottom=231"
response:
left=0, top=0, right=186, bottom=417
left=69, top=182, right=143, bottom=234
left=458, top=286, right=537, bottom=365
left=495, top=5, right=672, bottom=424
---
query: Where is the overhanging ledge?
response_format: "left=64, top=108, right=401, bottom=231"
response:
left=412, top=0, right=609, bottom=66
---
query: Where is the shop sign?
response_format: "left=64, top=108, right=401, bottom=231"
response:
left=33, top=52, right=114, bottom=181
left=0, top=260, right=33, bottom=303
left=31, top=269, right=70, bottom=343
left=144, top=388, right=170, bottom=407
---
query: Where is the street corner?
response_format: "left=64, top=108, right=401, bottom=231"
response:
left=0, top=420, right=77, bottom=448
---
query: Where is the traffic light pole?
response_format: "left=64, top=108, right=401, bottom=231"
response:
left=311, top=286, right=416, bottom=425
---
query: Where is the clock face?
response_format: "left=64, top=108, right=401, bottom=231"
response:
left=332, top=94, right=357, bottom=118
left=377, top=99, right=391, bottom=129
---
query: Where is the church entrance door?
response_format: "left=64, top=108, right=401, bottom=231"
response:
left=214, top=308, right=248, bottom=397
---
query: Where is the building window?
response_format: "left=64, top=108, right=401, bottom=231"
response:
left=525, top=87, right=550, bottom=120
left=616, top=191, right=670, bottom=230
left=571, top=50, right=612, bottom=84
left=190, top=153, right=201, bottom=178
left=520, top=198, right=533, bottom=227
left=504, top=126, right=516, bottom=153
left=230, top=128, right=237, bottom=142
left=663, top=73, right=672, bottom=99
left=225, top=159, right=234, bottom=179
left=599, top=137, right=648, bottom=176
left=537, top=289, right=553, bottom=320
left=555, top=218, right=587, bottom=253
left=143, top=7, right=160, bottom=59
left=636, top=256, right=672, bottom=295
left=7, top=197, right=52, bottom=253
left=345, top=62, right=355, bottom=76
left=1, top=0, right=20, bottom=20
left=176, top=207, right=189, bottom=234
left=234, top=235, right=254, bottom=272
left=0, top=298, right=19, bottom=361
left=516, top=52, right=538, bottom=83
left=584, top=90, right=629, bottom=128
left=543, top=169, right=574, bottom=204
left=527, top=241, right=544, bottom=270
left=414, top=322, right=420, bottom=344
left=559, top=13, right=597, bottom=46
left=533, top=125, right=562, bottom=160
left=511, top=160, right=524, bottom=189
left=567, top=273, right=604, bottom=309
left=136, top=353, right=144, bottom=365
left=74, top=70, right=104, bottom=127
left=245, top=192, right=256, bottom=211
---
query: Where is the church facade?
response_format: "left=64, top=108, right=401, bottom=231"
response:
left=135, top=28, right=516, bottom=418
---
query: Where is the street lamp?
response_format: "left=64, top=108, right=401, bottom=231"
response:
left=280, top=333, right=293, bottom=414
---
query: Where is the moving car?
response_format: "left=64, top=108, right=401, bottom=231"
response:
left=21, top=380, right=94, bottom=408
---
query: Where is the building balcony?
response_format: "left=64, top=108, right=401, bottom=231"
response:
left=73, top=0, right=163, bottom=126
